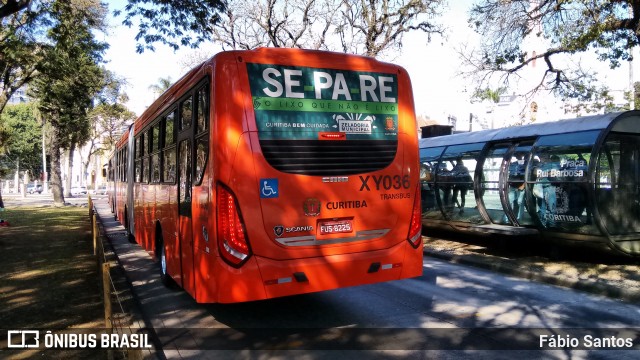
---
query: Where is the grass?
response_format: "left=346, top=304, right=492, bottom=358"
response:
left=0, top=206, right=105, bottom=359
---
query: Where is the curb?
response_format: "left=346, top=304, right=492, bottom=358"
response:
left=423, top=248, right=640, bottom=303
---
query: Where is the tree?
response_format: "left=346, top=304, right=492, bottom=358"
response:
left=148, top=76, right=173, bottom=98
left=211, top=0, right=446, bottom=58
left=0, top=1, right=48, bottom=115
left=339, top=0, right=445, bottom=58
left=114, top=0, right=226, bottom=53
left=30, top=0, right=107, bottom=205
left=463, top=0, right=640, bottom=102
left=471, top=87, right=506, bottom=104
left=0, top=103, right=42, bottom=178
left=0, top=103, right=42, bottom=206
left=82, top=71, right=136, bottom=188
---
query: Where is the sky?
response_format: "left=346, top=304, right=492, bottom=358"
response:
left=101, top=1, right=633, bottom=125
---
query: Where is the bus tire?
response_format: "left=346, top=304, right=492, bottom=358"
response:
left=157, top=233, right=176, bottom=288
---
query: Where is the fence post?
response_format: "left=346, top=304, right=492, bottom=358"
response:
left=93, top=213, right=98, bottom=256
left=102, top=261, right=114, bottom=360
left=88, top=195, right=93, bottom=219
left=103, top=262, right=112, bottom=327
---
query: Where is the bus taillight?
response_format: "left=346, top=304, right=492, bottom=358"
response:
left=407, top=183, right=422, bottom=248
left=217, top=184, right=252, bottom=267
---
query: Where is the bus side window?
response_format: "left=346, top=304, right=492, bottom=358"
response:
left=195, top=137, right=208, bottom=185
left=180, top=97, right=192, bottom=130
left=194, top=85, right=209, bottom=185
left=151, top=122, right=162, bottom=183
left=162, top=108, right=177, bottom=183
left=196, top=86, right=208, bottom=133
left=165, top=111, right=176, bottom=146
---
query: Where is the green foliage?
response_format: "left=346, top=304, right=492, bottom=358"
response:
left=621, top=82, right=640, bottom=110
left=89, top=70, right=136, bottom=152
left=148, top=76, right=173, bottom=97
left=472, top=87, right=506, bottom=103
left=114, top=0, right=226, bottom=53
left=0, top=1, right=49, bottom=115
left=27, top=0, right=108, bottom=204
left=30, top=1, right=107, bottom=150
left=0, top=103, right=42, bottom=177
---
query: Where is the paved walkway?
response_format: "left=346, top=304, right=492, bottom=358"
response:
left=93, top=198, right=222, bottom=359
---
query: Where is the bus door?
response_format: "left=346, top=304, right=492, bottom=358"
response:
left=177, top=123, right=195, bottom=295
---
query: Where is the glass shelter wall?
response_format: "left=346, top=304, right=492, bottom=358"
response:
left=506, top=141, right=535, bottom=226
left=420, top=147, right=444, bottom=221
left=439, top=144, right=484, bottom=223
left=529, top=131, right=599, bottom=235
left=419, top=144, right=484, bottom=224
left=480, top=143, right=510, bottom=225
left=418, top=111, right=640, bottom=256
left=596, top=133, right=640, bottom=237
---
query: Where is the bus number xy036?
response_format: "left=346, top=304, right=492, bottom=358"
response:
left=359, top=175, right=410, bottom=191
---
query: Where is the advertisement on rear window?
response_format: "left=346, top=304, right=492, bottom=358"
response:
left=247, top=63, right=399, bottom=140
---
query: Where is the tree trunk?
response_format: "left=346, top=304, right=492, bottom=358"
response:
left=49, top=139, right=65, bottom=206
left=64, top=146, right=74, bottom=197
left=13, top=158, right=19, bottom=194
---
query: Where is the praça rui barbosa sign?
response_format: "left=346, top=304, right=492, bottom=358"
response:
left=247, top=63, right=399, bottom=140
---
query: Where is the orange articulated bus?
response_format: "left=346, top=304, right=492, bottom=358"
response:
left=107, top=48, right=422, bottom=303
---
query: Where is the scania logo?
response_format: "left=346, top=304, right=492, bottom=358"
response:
left=274, top=225, right=284, bottom=237
left=303, top=198, right=321, bottom=216
left=322, top=176, right=349, bottom=183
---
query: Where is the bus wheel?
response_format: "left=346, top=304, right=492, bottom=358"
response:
left=157, top=234, right=175, bottom=288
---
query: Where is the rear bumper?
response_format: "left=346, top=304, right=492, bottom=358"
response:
left=216, top=240, right=423, bottom=303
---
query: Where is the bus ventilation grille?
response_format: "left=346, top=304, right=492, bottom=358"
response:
left=259, top=139, right=398, bottom=176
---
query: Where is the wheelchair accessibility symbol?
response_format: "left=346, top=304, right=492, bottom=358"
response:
left=260, top=178, right=279, bottom=198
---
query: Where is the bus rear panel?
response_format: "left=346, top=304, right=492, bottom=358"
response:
left=204, top=49, right=422, bottom=303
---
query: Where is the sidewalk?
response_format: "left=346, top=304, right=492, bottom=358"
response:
left=92, top=198, right=224, bottom=359
left=422, top=233, right=640, bottom=303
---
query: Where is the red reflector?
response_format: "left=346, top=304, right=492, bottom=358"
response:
left=393, top=263, right=402, bottom=268
left=318, top=132, right=346, bottom=140
left=264, top=279, right=278, bottom=286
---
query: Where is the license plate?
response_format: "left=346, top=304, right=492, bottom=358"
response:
left=319, top=220, right=353, bottom=235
